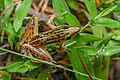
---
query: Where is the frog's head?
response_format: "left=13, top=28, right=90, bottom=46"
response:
left=66, top=26, right=80, bottom=40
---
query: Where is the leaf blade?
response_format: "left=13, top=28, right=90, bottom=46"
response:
left=93, top=18, right=120, bottom=29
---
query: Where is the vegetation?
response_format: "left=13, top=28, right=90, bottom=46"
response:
left=0, top=0, right=120, bottom=80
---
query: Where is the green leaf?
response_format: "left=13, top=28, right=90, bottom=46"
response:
left=96, top=5, right=118, bottom=19
left=27, top=67, right=41, bottom=79
left=4, top=0, right=14, bottom=19
left=80, top=33, right=102, bottom=42
left=1, top=71, right=10, bottom=80
left=52, top=0, right=80, bottom=26
left=0, top=0, right=4, bottom=8
left=4, top=61, right=39, bottom=73
left=66, top=0, right=78, bottom=10
left=8, top=34, right=13, bottom=49
left=92, top=26, right=107, bottom=38
left=13, top=0, right=32, bottom=32
left=76, top=46, right=97, bottom=55
left=65, top=13, right=80, bottom=26
left=113, top=12, right=120, bottom=20
left=67, top=35, right=94, bottom=80
left=52, top=0, right=70, bottom=25
left=16, top=65, right=29, bottom=73
left=102, top=46, right=120, bottom=56
left=0, top=52, right=7, bottom=56
left=5, top=23, right=23, bottom=49
left=93, top=18, right=120, bottom=29
left=112, top=30, right=120, bottom=41
left=84, top=0, right=97, bottom=18
left=13, top=18, right=22, bottom=32
left=26, top=61, right=40, bottom=69
left=4, top=61, right=28, bottom=73
left=15, top=0, right=32, bottom=19
left=112, top=57, right=120, bottom=60
left=36, top=67, right=53, bottom=80
left=52, top=0, right=70, bottom=13
left=6, top=23, right=23, bottom=37
left=96, top=34, right=114, bottom=49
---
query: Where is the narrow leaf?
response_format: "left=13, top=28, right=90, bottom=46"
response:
left=96, top=34, right=114, bottom=49
left=96, top=5, right=118, bottom=19
left=102, top=46, right=120, bottom=56
left=112, top=57, right=120, bottom=60
left=84, top=0, right=97, bottom=18
left=0, top=52, right=7, bottom=56
left=4, top=0, right=14, bottom=19
left=93, top=18, right=120, bottom=29
left=27, top=67, right=41, bottom=79
left=8, top=34, right=13, bottom=49
left=0, top=0, right=4, bottom=8
left=67, top=35, right=94, bottom=80
left=80, top=33, right=102, bottom=42
left=76, top=46, right=97, bottom=55
left=36, top=67, right=53, bottom=80
left=66, top=0, right=78, bottom=10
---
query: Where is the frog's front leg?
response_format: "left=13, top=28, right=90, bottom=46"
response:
left=22, top=44, right=54, bottom=62
left=46, top=13, right=59, bottom=29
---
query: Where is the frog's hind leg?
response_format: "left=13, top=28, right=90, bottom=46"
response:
left=22, top=44, right=54, bottom=62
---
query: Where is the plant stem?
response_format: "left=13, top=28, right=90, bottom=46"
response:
left=0, top=47, right=101, bottom=80
left=79, top=19, right=93, bottom=33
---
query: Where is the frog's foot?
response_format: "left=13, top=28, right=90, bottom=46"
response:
left=46, top=13, right=59, bottom=29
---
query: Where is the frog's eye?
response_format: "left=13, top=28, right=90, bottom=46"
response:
left=66, top=34, right=71, bottom=40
